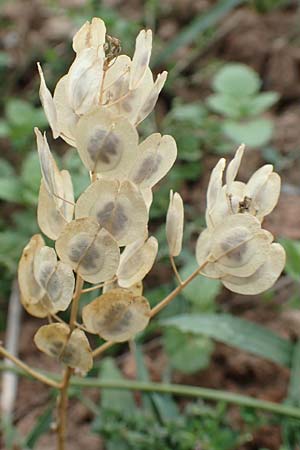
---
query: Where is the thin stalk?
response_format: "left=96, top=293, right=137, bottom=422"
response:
left=1, top=363, right=300, bottom=421
left=0, top=345, right=60, bottom=389
left=169, top=255, right=183, bottom=285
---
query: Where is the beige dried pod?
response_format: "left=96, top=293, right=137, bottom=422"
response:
left=74, top=108, right=138, bottom=176
left=38, top=170, right=74, bottom=240
left=103, top=278, right=143, bottom=296
left=82, top=288, right=151, bottom=342
left=210, top=214, right=272, bottom=277
left=141, top=187, right=153, bottom=212
left=33, top=246, right=75, bottom=312
left=53, top=75, right=78, bottom=147
left=34, top=324, right=93, bottom=372
left=222, top=243, right=286, bottom=295
left=101, top=55, right=131, bottom=105
left=117, top=237, right=158, bottom=287
left=55, top=217, right=120, bottom=283
left=75, top=179, right=148, bottom=246
left=129, top=133, right=177, bottom=189
left=67, top=47, right=104, bottom=115
left=18, top=234, right=49, bottom=317
left=205, top=158, right=226, bottom=228
left=130, top=29, right=152, bottom=90
left=195, top=228, right=225, bottom=279
left=225, top=144, right=245, bottom=194
left=73, top=17, right=106, bottom=53
left=135, top=71, right=168, bottom=125
left=37, top=63, right=59, bottom=139
left=166, top=190, right=184, bottom=257
left=245, top=165, right=281, bottom=221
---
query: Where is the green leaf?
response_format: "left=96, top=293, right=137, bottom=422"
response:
left=0, top=120, right=9, bottom=137
left=6, top=99, right=34, bottom=126
left=21, top=151, right=42, bottom=205
left=287, top=341, right=300, bottom=406
left=100, top=357, right=135, bottom=414
left=153, top=0, right=246, bottom=66
left=24, top=405, right=54, bottom=448
left=222, top=119, right=273, bottom=147
left=248, top=92, right=279, bottom=115
left=213, top=63, right=261, bottom=96
left=0, top=178, right=21, bottom=203
left=180, top=261, right=220, bottom=311
left=164, top=327, right=214, bottom=374
left=0, top=158, right=15, bottom=177
left=207, top=94, right=241, bottom=118
left=280, top=239, right=300, bottom=281
left=162, top=313, right=293, bottom=367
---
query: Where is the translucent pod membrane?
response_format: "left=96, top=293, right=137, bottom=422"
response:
left=222, top=243, right=286, bottom=295
left=18, top=234, right=49, bottom=318
left=130, top=29, right=152, bottom=90
left=75, top=179, right=148, bottom=246
left=34, top=323, right=93, bottom=373
left=37, top=63, right=59, bottom=139
left=34, top=246, right=75, bottom=312
left=117, top=237, right=158, bottom=287
left=82, top=288, right=151, bottom=342
left=72, top=17, right=106, bottom=53
left=53, top=75, right=78, bottom=147
left=38, top=170, right=74, bottom=240
left=56, top=217, right=120, bottom=284
left=129, top=133, right=177, bottom=189
left=103, top=279, right=143, bottom=296
left=74, top=108, right=139, bottom=176
left=166, top=190, right=184, bottom=257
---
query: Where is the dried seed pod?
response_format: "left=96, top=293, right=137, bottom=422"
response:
left=141, top=187, right=153, bottom=212
left=195, top=228, right=225, bottom=279
left=18, top=234, right=49, bottom=317
left=34, top=324, right=93, bottom=372
left=103, top=279, right=143, bottom=296
left=130, top=29, right=152, bottom=90
left=34, top=246, right=75, bottom=312
left=74, top=108, right=138, bottom=176
left=73, top=17, right=106, bottom=53
left=210, top=214, right=272, bottom=277
left=82, top=288, right=150, bottom=342
left=222, top=243, right=286, bottom=295
left=75, top=179, right=148, bottom=246
left=135, top=71, right=167, bottom=125
left=225, top=144, right=244, bottom=193
left=37, top=63, right=59, bottom=139
left=117, top=237, right=158, bottom=287
left=245, top=165, right=281, bottom=221
left=166, top=190, right=184, bottom=257
left=129, top=133, right=177, bottom=189
left=37, top=170, right=74, bottom=240
left=205, top=158, right=226, bottom=228
left=53, top=75, right=78, bottom=147
left=101, top=55, right=131, bottom=106
left=55, top=217, right=120, bottom=283
left=67, top=47, right=104, bottom=115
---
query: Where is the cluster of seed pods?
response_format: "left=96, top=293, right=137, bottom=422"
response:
left=18, top=18, right=285, bottom=375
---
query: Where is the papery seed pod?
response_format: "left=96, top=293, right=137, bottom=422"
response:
left=222, top=243, right=286, bottom=295
left=37, top=63, right=59, bottom=139
left=35, top=128, right=63, bottom=202
left=195, top=228, right=225, bottom=279
left=82, top=288, right=150, bottom=342
left=210, top=214, right=272, bottom=277
left=117, top=237, right=158, bottom=287
left=166, top=190, right=184, bottom=257
left=135, top=71, right=168, bottom=125
left=34, top=324, right=93, bottom=373
left=205, top=158, right=226, bottom=228
left=34, top=246, right=75, bottom=312
left=225, top=144, right=245, bottom=194
left=18, top=234, right=49, bottom=318
left=75, top=179, right=148, bottom=246
left=73, top=17, right=106, bottom=53
left=74, top=108, right=139, bottom=176
left=38, top=170, right=74, bottom=240
left=55, top=217, right=120, bottom=284
left=129, top=133, right=177, bottom=189
left=141, top=187, right=153, bottom=212
left=101, top=55, right=131, bottom=106
left=130, top=29, right=152, bottom=90
left=67, top=47, right=104, bottom=115
left=103, top=278, right=143, bottom=296
left=53, top=75, right=78, bottom=147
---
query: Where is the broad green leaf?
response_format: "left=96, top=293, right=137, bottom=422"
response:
left=207, top=94, right=241, bottom=119
left=164, top=327, right=214, bottom=374
left=162, top=313, right=293, bottom=367
left=21, top=152, right=43, bottom=205
left=213, top=64, right=261, bottom=96
left=222, top=119, right=273, bottom=147
left=0, top=120, right=9, bottom=137
left=0, top=178, right=21, bottom=203
left=0, top=158, right=15, bottom=177
left=248, top=92, right=279, bottom=115
left=100, top=357, right=135, bottom=414
left=281, top=239, right=300, bottom=281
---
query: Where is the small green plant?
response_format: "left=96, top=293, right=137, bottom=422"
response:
left=207, top=63, right=279, bottom=147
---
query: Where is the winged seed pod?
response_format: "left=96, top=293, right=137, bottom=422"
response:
left=34, top=324, right=93, bottom=373
left=75, top=179, right=148, bottom=246
left=82, top=288, right=151, bottom=342
left=166, top=190, right=184, bottom=257
left=72, top=17, right=106, bottom=53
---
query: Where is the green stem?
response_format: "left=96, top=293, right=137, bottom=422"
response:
left=1, top=363, right=300, bottom=420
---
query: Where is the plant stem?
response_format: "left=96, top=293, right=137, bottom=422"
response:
left=56, top=274, right=83, bottom=450
left=1, top=362, right=300, bottom=421
left=0, top=345, right=60, bottom=389
left=169, top=255, right=183, bottom=285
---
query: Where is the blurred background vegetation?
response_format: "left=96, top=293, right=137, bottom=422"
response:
left=1, top=0, right=300, bottom=449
